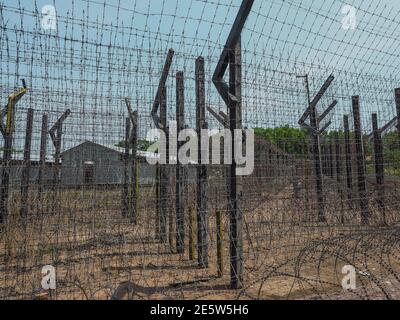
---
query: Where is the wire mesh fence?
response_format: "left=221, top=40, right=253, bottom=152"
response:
left=1, top=0, right=400, bottom=300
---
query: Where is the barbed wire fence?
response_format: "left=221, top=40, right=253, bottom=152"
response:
left=1, top=0, right=400, bottom=300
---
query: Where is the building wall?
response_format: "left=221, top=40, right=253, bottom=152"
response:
left=2, top=142, right=204, bottom=188
left=61, top=142, right=156, bottom=186
left=0, top=161, right=54, bottom=187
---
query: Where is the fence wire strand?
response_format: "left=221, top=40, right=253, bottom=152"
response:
left=1, top=0, right=400, bottom=300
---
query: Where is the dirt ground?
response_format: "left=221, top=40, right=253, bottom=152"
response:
left=1, top=182, right=400, bottom=300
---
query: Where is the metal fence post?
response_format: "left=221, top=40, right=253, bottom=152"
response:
left=159, top=86, right=168, bottom=243
left=343, top=115, right=353, bottom=204
left=335, top=133, right=344, bottom=224
left=395, top=88, right=400, bottom=147
left=352, top=96, right=369, bottom=224
left=130, top=112, right=138, bottom=224
left=176, top=71, right=185, bottom=254
left=372, top=113, right=386, bottom=225
left=20, top=108, right=34, bottom=224
left=228, top=39, right=243, bottom=289
left=38, top=114, right=48, bottom=205
left=122, top=117, right=130, bottom=217
left=196, top=57, right=208, bottom=267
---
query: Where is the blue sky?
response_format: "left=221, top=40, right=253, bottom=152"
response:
left=1, top=0, right=400, bottom=155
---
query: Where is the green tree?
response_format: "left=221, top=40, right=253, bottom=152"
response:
left=115, top=139, right=153, bottom=152
left=254, top=126, right=308, bottom=156
left=382, top=131, right=400, bottom=174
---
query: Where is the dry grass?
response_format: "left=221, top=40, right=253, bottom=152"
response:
left=1, top=181, right=400, bottom=300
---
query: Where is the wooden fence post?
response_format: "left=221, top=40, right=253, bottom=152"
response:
left=124, top=99, right=138, bottom=224
left=122, top=117, right=130, bottom=217
left=343, top=115, right=353, bottom=203
left=321, top=144, right=326, bottom=175
left=130, top=112, right=138, bottom=224
left=189, top=206, right=196, bottom=261
left=304, top=159, right=311, bottom=214
left=352, top=96, right=369, bottom=224
left=169, top=204, right=174, bottom=250
left=395, top=88, right=400, bottom=147
left=38, top=114, right=48, bottom=204
left=176, top=71, right=185, bottom=254
left=228, top=39, right=243, bottom=289
left=159, top=86, right=168, bottom=243
left=196, top=57, right=208, bottom=267
left=335, top=133, right=344, bottom=224
left=53, top=127, right=61, bottom=214
left=328, top=142, right=334, bottom=178
left=155, top=165, right=160, bottom=240
left=20, top=108, right=34, bottom=224
left=372, top=113, right=386, bottom=225
left=216, top=211, right=223, bottom=277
